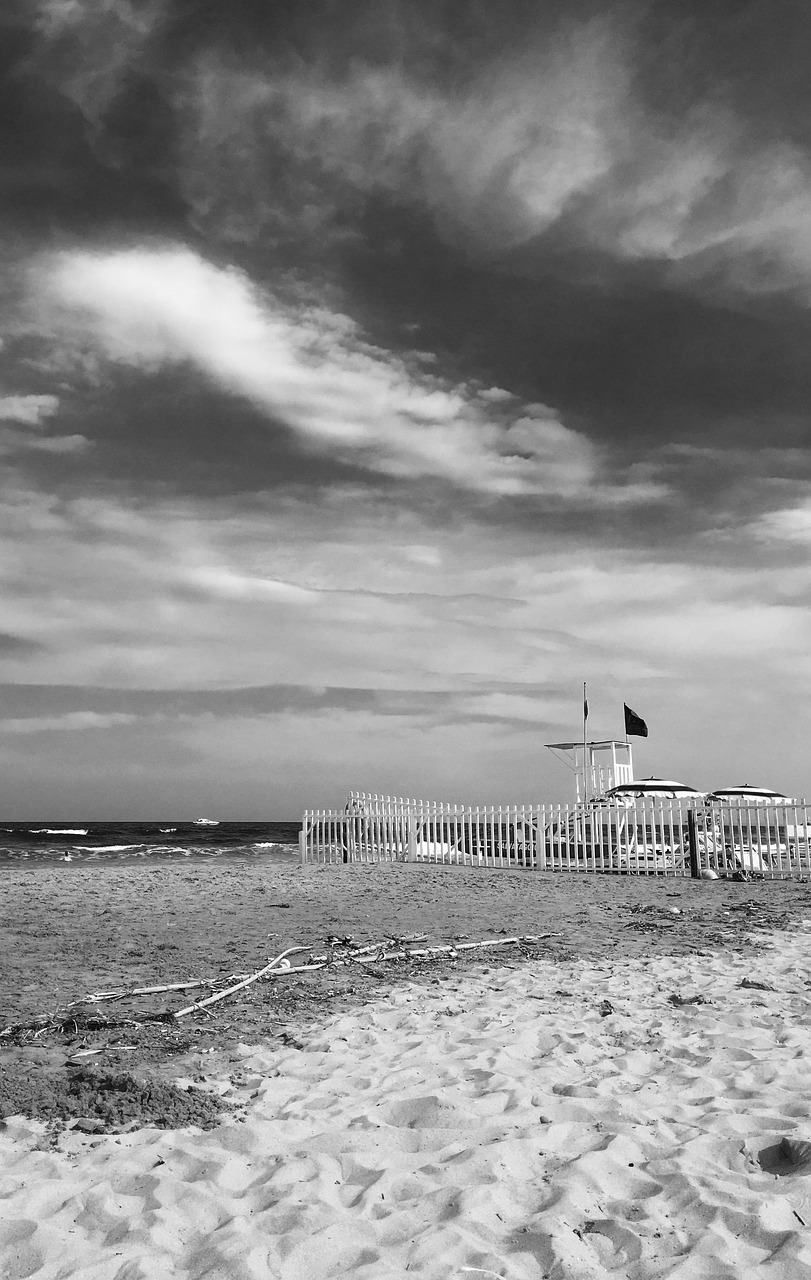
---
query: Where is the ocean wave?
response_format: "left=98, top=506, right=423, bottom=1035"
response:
left=0, top=838, right=299, bottom=864
left=159, top=827, right=177, bottom=833
left=29, top=828, right=89, bottom=835
left=73, top=844, right=146, bottom=853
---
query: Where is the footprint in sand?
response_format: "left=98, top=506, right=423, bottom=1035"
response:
left=757, top=1136, right=811, bottom=1176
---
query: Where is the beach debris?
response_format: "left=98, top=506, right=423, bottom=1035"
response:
left=668, top=993, right=708, bottom=1006
left=0, top=934, right=551, bottom=1043
left=737, top=977, right=775, bottom=991
left=278, top=1031, right=306, bottom=1049
left=173, top=946, right=310, bottom=1020
left=83, top=979, right=223, bottom=1005
left=700, top=869, right=719, bottom=879
left=598, top=1000, right=615, bottom=1017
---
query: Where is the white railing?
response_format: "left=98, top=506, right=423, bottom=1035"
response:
left=300, top=791, right=811, bottom=879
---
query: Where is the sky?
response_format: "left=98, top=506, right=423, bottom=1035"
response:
left=2, top=0, right=811, bottom=818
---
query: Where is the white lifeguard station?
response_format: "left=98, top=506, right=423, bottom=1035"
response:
left=546, top=739, right=634, bottom=803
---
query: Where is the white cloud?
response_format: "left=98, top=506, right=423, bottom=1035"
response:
left=37, top=245, right=657, bottom=501
left=749, top=502, right=811, bottom=544
left=185, top=565, right=318, bottom=604
left=0, top=710, right=140, bottom=735
left=0, top=394, right=59, bottom=425
left=0, top=392, right=90, bottom=456
left=24, top=433, right=90, bottom=454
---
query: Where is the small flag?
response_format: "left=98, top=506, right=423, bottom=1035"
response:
left=583, top=684, right=589, bottom=721
left=624, top=704, right=648, bottom=737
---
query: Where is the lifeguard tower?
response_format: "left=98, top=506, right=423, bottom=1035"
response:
left=546, top=739, right=634, bottom=803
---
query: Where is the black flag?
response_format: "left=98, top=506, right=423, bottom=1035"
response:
left=624, top=704, right=648, bottom=737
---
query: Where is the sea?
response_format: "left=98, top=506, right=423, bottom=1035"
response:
left=0, top=821, right=301, bottom=867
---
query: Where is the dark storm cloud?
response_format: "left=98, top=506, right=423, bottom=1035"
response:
left=0, top=4, right=184, bottom=237
left=10, top=0, right=811, bottom=465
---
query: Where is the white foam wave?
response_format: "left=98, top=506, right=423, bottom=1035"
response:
left=30, top=828, right=88, bottom=835
left=159, top=827, right=177, bottom=833
left=73, top=844, right=144, bottom=853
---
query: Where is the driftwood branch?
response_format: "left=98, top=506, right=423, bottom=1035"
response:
left=173, top=946, right=310, bottom=1020
left=249, top=933, right=552, bottom=976
left=84, top=978, right=222, bottom=1004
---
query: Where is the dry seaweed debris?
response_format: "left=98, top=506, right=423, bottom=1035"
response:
left=0, top=1065, right=228, bottom=1132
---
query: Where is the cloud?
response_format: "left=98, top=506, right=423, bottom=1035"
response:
left=3, top=467, right=811, bottom=802
left=0, top=710, right=140, bottom=735
left=0, top=394, right=59, bottom=425
left=36, top=244, right=659, bottom=500
left=179, top=23, right=629, bottom=253
left=581, top=121, right=811, bottom=297
left=172, top=16, right=811, bottom=300
left=183, top=565, right=318, bottom=604
left=16, top=3, right=811, bottom=300
left=0, top=391, right=90, bottom=457
left=22, top=433, right=89, bottom=453
left=0, top=632, right=45, bottom=656
left=748, top=502, right=811, bottom=544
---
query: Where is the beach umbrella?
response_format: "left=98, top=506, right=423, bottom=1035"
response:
left=708, top=784, right=795, bottom=804
left=602, top=776, right=703, bottom=800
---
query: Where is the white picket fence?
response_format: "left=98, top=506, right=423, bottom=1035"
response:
left=300, top=791, right=811, bottom=879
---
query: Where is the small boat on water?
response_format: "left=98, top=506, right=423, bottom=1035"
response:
left=193, top=818, right=220, bottom=826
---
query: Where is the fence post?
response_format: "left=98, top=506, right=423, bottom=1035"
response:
left=407, top=809, right=417, bottom=862
left=299, top=826, right=307, bottom=865
left=687, top=809, right=700, bottom=879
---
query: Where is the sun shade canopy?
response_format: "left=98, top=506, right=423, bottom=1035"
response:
left=709, top=785, right=795, bottom=803
left=602, top=776, right=703, bottom=799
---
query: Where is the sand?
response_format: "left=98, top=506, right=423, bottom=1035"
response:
left=4, top=864, right=811, bottom=1277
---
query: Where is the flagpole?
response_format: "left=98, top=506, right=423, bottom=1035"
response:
left=583, top=681, right=588, bottom=804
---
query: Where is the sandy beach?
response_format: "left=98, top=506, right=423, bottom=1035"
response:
left=4, top=863, right=811, bottom=1278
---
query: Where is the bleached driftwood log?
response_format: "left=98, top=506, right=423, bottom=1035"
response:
left=173, top=945, right=310, bottom=1019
